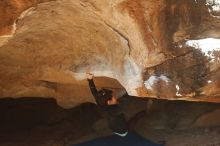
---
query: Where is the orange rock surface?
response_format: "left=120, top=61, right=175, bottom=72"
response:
left=0, top=0, right=220, bottom=108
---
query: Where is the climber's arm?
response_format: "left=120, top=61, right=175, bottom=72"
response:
left=86, top=72, right=99, bottom=99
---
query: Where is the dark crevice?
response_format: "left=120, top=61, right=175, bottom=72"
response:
left=37, top=80, right=58, bottom=90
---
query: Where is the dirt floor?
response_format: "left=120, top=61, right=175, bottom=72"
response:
left=0, top=97, right=220, bottom=146
left=137, top=127, right=220, bottom=146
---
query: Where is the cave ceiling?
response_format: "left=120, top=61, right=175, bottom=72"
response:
left=0, top=0, right=220, bottom=108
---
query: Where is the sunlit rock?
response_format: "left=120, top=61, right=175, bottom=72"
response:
left=206, top=0, right=220, bottom=19
left=0, top=0, right=220, bottom=108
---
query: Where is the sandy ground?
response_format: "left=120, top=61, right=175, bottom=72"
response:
left=138, top=127, right=220, bottom=146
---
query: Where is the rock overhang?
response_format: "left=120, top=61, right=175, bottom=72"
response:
left=0, top=0, right=220, bottom=108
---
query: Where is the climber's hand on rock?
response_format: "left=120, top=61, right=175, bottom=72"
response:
left=86, top=71, right=93, bottom=79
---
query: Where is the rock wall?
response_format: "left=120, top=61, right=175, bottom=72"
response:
left=0, top=0, right=220, bottom=108
left=0, top=0, right=54, bottom=35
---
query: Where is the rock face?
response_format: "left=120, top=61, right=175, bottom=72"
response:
left=0, top=0, right=220, bottom=108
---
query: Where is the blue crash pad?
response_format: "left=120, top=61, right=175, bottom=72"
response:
left=72, top=132, right=163, bottom=146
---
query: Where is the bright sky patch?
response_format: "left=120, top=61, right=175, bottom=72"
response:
left=186, top=38, right=220, bottom=61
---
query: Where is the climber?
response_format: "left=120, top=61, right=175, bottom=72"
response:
left=86, top=71, right=128, bottom=137
left=86, top=71, right=148, bottom=138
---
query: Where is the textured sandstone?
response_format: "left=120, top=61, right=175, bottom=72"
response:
left=0, top=0, right=220, bottom=108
